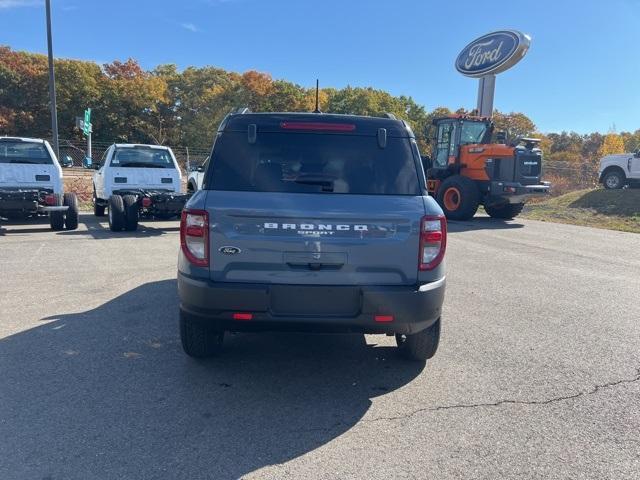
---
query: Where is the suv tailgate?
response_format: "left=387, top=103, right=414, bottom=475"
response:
left=206, top=191, right=425, bottom=286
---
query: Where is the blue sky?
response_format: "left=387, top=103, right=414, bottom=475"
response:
left=1, top=0, right=639, bottom=134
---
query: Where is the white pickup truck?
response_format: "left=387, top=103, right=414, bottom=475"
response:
left=186, top=156, right=209, bottom=193
left=0, top=137, right=79, bottom=230
left=93, top=144, right=191, bottom=231
left=599, top=150, right=640, bottom=189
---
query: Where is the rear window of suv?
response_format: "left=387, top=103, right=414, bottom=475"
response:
left=0, top=141, right=53, bottom=165
left=208, top=132, right=421, bottom=195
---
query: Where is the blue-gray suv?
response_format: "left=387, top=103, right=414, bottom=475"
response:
left=177, top=111, right=446, bottom=361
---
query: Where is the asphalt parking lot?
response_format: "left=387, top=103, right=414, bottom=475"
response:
left=1, top=213, right=639, bottom=480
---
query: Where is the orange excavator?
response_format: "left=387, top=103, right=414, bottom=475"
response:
left=424, top=114, right=550, bottom=220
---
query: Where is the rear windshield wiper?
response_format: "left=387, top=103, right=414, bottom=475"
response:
left=9, top=159, right=46, bottom=164
left=290, top=174, right=335, bottom=192
left=119, top=162, right=167, bottom=168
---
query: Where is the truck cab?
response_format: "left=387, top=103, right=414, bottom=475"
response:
left=93, top=144, right=190, bottom=231
left=599, top=151, right=640, bottom=189
left=0, top=137, right=79, bottom=230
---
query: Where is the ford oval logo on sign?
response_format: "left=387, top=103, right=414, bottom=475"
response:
left=455, top=30, right=531, bottom=78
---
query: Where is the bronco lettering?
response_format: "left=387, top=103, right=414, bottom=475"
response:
left=264, top=222, right=369, bottom=231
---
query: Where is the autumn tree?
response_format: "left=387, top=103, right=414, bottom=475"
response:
left=597, top=133, right=625, bottom=157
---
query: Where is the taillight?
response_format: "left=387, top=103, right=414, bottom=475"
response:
left=142, top=197, right=152, bottom=208
left=180, top=209, right=209, bottom=267
left=44, top=194, right=57, bottom=206
left=419, top=215, right=447, bottom=271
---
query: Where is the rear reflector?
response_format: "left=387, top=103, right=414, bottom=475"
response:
left=142, top=197, right=152, bottom=207
left=419, top=215, right=447, bottom=271
left=44, top=194, right=57, bottom=206
left=375, top=315, right=394, bottom=323
left=233, top=313, right=253, bottom=321
left=180, top=209, right=209, bottom=267
left=280, top=122, right=356, bottom=132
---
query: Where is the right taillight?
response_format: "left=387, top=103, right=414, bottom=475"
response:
left=419, top=215, right=447, bottom=271
left=180, top=209, right=209, bottom=267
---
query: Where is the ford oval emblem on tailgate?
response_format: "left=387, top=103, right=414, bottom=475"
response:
left=219, top=246, right=241, bottom=255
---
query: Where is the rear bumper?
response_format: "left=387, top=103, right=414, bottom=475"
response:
left=178, top=273, right=445, bottom=335
left=488, top=181, right=550, bottom=204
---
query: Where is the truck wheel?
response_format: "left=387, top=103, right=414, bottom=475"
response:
left=49, top=193, right=65, bottom=231
left=122, top=195, right=139, bottom=231
left=63, top=193, right=79, bottom=230
left=396, top=318, right=440, bottom=362
left=603, top=169, right=625, bottom=189
left=93, top=187, right=106, bottom=217
left=436, top=176, right=480, bottom=220
left=180, top=310, right=224, bottom=358
left=108, top=195, right=126, bottom=232
left=484, top=202, right=524, bottom=220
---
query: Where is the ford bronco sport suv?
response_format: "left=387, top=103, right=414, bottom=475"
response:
left=177, top=112, right=447, bottom=361
left=0, top=137, right=79, bottom=230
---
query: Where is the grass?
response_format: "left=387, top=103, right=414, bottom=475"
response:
left=520, top=188, right=640, bottom=233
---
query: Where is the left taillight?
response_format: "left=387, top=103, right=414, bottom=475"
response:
left=44, top=194, right=57, bottom=206
left=419, top=215, right=447, bottom=271
left=180, top=209, right=209, bottom=267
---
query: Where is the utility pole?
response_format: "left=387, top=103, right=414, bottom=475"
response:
left=45, top=0, right=59, bottom=159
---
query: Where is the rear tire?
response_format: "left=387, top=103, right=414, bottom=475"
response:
left=180, top=310, right=224, bottom=358
left=63, top=193, right=79, bottom=230
left=484, top=202, right=524, bottom=220
left=49, top=193, right=64, bottom=231
left=93, top=187, right=106, bottom=217
left=603, top=170, right=625, bottom=189
left=436, top=176, right=480, bottom=220
left=108, top=195, right=126, bottom=232
left=396, top=318, right=440, bottom=362
left=122, top=195, right=139, bottom=231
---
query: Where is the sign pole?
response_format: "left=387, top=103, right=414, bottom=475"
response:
left=87, top=130, right=92, bottom=159
left=45, top=0, right=59, bottom=160
left=476, top=75, right=496, bottom=117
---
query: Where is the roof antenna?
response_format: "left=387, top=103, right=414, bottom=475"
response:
left=313, top=79, right=321, bottom=113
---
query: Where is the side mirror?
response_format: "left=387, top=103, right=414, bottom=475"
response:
left=635, top=150, right=640, bottom=158
left=495, top=131, right=507, bottom=144
left=93, top=162, right=102, bottom=170
left=82, top=156, right=93, bottom=169
left=61, top=155, right=73, bottom=167
left=421, top=155, right=432, bottom=171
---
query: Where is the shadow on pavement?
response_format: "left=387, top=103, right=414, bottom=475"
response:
left=447, top=216, right=525, bottom=233
left=0, top=215, right=52, bottom=235
left=58, top=214, right=180, bottom=239
left=0, top=279, right=424, bottom=480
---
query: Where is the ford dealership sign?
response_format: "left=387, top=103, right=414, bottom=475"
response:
left=455, top=30, right=531, bottom=78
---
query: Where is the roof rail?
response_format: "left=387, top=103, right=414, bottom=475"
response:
left=233, top=107, right=251, bottom=114
left=382, top=113, right=397, bottom=120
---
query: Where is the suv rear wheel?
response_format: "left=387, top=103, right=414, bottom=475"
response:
left=108, top=195, right=126, bottom=232
left=485, top=202, right=524, bottom=220
left=396, top=318, right=440, bottom=362
left=437, top=176, right=480, bottom=220
left=180, top=310, right=224, bottom=358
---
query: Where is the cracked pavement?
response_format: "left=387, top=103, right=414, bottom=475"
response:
left=1, top=214, right=639, bottom=479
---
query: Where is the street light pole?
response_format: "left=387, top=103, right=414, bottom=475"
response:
left=45, top=0, right=59, bottom=160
